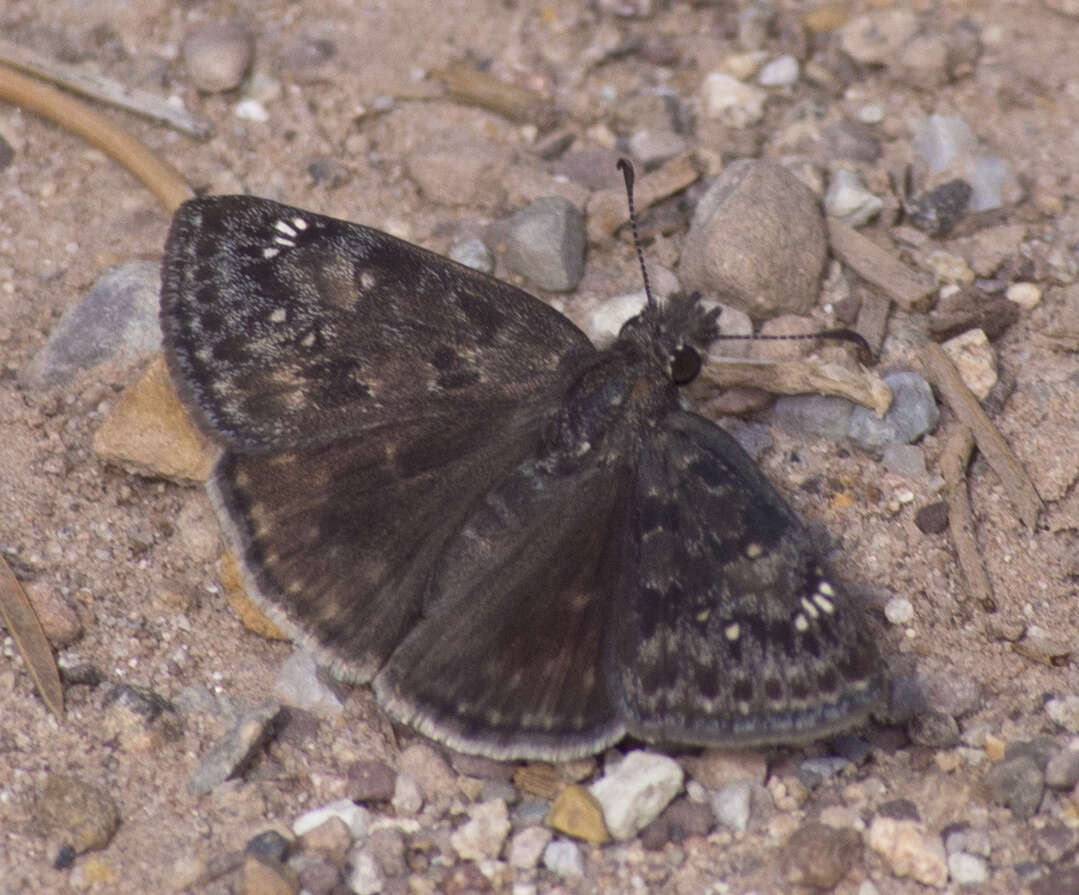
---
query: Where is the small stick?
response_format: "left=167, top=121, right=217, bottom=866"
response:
left=587, top=153, right=699, bottom=242
left=0, top=553, right=63, bottom=718
left=434, top=62, right=560, bottom=131
left=0, top=37, right=212, bottom=140
left=940, top=425, right=996, bottom=611
left=0, top=62, right=193, bottom=212
left=827, top=217, right=936, bottom=312
left=919, top=343, right=1042, bottom=530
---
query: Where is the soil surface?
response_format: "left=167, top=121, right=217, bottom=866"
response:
left=1, top=1, right=1077, bottom=893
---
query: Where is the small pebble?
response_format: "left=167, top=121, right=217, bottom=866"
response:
left=509, top=826, right=553, bottom=869
left=299, top=817, right=351, bottom=863
left=699, top=72, right=767, bottom=126
left=391, top=772, right=423, bottom=815
left=907, top=179, right=971, bottom=237
left=183, top=23, right=253, bottom=93
left=542, top=839, right=584, bottom=878
left=449, top=799, right=511, bottom=861
left=346, top=760, right=397, bottom=802
left=233, top=98, right=269, bottom=122
left=758, top=54, right=799, bottom=87
left=398, top=742, right=457, bottom=808
left=37, top=774, right=121, bottom=858
left=711, top=780, right=754, bottom=832
left=589, top=750, right=683, bottom=841
left=1006, top=281, right=1042, bottom=309
left=782, top=821, right=862, bottom=888
left=885, top=596, right=914, bottom=625
left=188, top=701, right=281, bottom=796
left=947, top=851, right=988, bottom=886
left=242, top=852, right=299, bottom=895
left=503, top=196, right=585, bottom=293
left=1045, top=744, right=1079, bottom=789
left=915, top=502, right=949, bottom=534
left=448, top=236, right=494, bottom=274
left=847, top=371, right=939, bottom=451
left=1046, top=695, right=1079, bottom=732
left=866, top=816, right=948, bottom=888
left=273, top=651, right=347, bottom=717
left=942, top=328, right=997, bottom=400
left=825, top=169, right=882, bottom=228
left=982, top=755, right=1044, bottom=819
left=346, top=845, right=384, bottom=895
left=546, top=785, right=609, bottom=844
left=292, top=799, right=370, bottom=839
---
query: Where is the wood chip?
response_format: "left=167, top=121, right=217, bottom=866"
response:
left=939, top=425, right=996, bottom=611
left=434, top=62, right=561, bottom=131
left=0, top=553, right=64, bottom=718
left=0, top=38, right=212, bottom=139
left=827, top=218, right=936, bottom=312
left=854, top=290, right=892, bottom=355
left=587, top=152, right=699, bottom=243
left=920, top=343, right=1043, bottom=530
left=700, top=356, right=892, bottom=415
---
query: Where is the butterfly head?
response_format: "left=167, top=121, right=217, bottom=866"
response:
left=617, top=290, right=721, bottom=387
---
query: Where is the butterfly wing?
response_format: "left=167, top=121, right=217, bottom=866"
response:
left=610, top=410, right=882, bottom=747
left=161, top=195, right=594, bottom=452
left=373, top=458, right=633, bottom=760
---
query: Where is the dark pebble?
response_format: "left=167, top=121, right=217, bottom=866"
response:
left=908, top=710, right=960, bottom=748
left=782, top=821, right=862, bottom=888
left=877, top=798, right=921, bottom=822
left=347, top=760, right=398, bottom=801
left=908, top=178, right=972, bottom=237
left=639, top=797, right=714, bottom=849
left=1029, top=864, right=1079, bottom=895
left=915, top=502, right=949, bottom=534
left=247, top=829, right=292, bottom=862
left=982, top=755, right=1044, bottom=819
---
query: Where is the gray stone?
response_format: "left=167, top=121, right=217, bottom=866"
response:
left=503, top=197, right=586, bottom=292
left=292, top=798, right=370, bottom=838
left=882, top=443, right=927, bottom=479
left=346, top=844, right=384, bottom=895
left=188, top=700, right=281, bottom=795
left=22, top=261, right=162, bottom=388
left=848, top=371, right=939, bottom=451
left=680, top=160, right=827, bottom=320
left=508, top=826, right=552, bottom=869
left=758, top=54, right=799, bottom=87
left=1045, top=744, right=1079, bottom=789
left=542, top=839, right=583, bottom=877
left=908, top=710, right=960, bottom=748
left=774, top=393, right=854, bottom=441
left=273, top=651, right=348, bottom=717
left=448, top=236, right=494, bottom=274
left=948, top=851, right=988, bottom=886
left=982, top=755, right=1044, bottom=819
left=711, top=780, right=754, bottom=832
left=782, top=821, right=862, bottom=888
left=912, top=115, right=976, bottom=176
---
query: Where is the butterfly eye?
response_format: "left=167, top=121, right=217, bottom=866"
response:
left=670, top=345, right=701, bottom=385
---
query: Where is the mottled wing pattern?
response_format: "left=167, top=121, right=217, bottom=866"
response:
left=161, top=196, right=593, bottom=452
left=611, top=410, right=882, bottom=747
left=373, top=459, right=634, bottom=760
left=211, top=407, right=551, bottom=682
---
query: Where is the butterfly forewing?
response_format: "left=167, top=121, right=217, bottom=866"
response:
left=161, top=196, right=594, bottom=452
left=612, top=410, right=881, bottom=746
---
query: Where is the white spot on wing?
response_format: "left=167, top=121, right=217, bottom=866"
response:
left=814, top=593, right=836, bottom=614
left=291, top=216, right=308, bottom=231
left=745, top=542, right=763, bottom=559
left=269, top=308, right=287, bottom=323
left=724, top=622, right=740, bottom=641
left=818, top=580, right=835, bottom=597
left=274, top=219, right=298, bottom=238
left=794, top=613, right=809, bottom=632
left=263, top=247, right=279, bottom=258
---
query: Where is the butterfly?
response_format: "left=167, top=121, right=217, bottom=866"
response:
left=159, top=171, right=881, bottom=760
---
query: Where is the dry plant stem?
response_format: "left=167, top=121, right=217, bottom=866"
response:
left=940, top=425, right=996, bottom=611
left=854, top=290, right=892, bottom=356
left=0, top=555, right=64, bottom=718
left=435, top=62, right=560, bottom=130
left=700, top=356, right=892, bottom=415
left=0, top=37, right=212, bottom=140
left=827, top=217, right=936, bottom=312
left=0, top=62, right=193, bottom=213
left=919, top=343, right=1043, bottom=530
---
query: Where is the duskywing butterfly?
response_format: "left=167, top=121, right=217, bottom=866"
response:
left=159, top=169, right=881, bottom=760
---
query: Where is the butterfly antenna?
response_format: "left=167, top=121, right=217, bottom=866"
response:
left=617, top=158, right=656, bottom=310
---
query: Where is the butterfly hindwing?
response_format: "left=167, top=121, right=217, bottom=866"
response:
left=160, top=195, right=594, bottom=452
left=373, top=457, right=634, bottom=760
left=611, top=410, right=882, bottom=746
